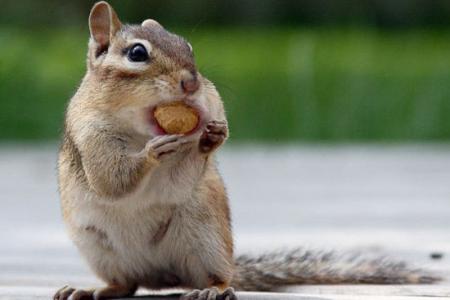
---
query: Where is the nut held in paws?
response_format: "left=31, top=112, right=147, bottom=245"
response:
left=154, top=101, right=199, bottom=134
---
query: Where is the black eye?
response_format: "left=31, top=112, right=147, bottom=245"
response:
left=127, top=44, right=149, bottom=62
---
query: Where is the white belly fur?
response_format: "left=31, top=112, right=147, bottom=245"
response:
left=63, top=152, right=221, bottom=287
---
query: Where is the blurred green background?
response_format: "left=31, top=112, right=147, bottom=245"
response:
left=1, top=0, right=450, bottom=142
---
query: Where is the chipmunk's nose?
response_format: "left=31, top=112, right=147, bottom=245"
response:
left=180, top=70, right=199, bottom=95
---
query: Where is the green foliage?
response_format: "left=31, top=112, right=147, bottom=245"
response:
left=2, top=0, right=450, bottom=28
left=1, top=27, right=450, bottom=141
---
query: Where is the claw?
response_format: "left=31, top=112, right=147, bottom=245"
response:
left=221, top=287, right=237, bottom=300
left=53, top=286, right=78, bottom=300
left=180, top=287, right=237, bottom=300
left=206, top=120, right=227, bottom=134
left=53, top=285, right=135, bottom=300
left=145, top=134, right=194, bottom=159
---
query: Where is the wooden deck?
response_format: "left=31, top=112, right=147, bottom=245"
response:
left=1, top=144, right=449, bottom=299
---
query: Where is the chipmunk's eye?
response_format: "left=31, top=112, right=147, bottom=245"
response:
left=127, top=44, right=149, bottom=62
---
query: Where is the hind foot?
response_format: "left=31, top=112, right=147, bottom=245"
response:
left=181, top=286, right=237, bottom=300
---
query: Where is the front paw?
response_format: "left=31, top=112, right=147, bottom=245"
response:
left=145, top=134, right=193, bottom=160
left=181, top=287, right=237, bottom=300
left=199, top=120, right=228, bottom=154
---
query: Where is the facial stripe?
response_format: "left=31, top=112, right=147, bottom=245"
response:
left=125, top=25, right=196, bottom=71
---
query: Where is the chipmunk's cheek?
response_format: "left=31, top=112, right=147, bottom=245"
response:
left=115, top=105, right=154, bottom=137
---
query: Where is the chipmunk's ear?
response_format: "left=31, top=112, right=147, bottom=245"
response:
left=89, top=1, right=122, bottom=56
left=142, top=19, right=161, bottom=28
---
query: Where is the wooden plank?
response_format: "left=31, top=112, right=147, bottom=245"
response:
left=282, top=284, right=450, bottom=297
left=1, top=145, right=450, bottom=299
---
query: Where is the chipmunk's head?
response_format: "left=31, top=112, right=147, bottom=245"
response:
left=84, top=1, right=223, bottom=137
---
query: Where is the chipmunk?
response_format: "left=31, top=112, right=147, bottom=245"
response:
left=55, top=2, right=439, bottom=300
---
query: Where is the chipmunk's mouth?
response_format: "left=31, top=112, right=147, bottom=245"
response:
left=146, top=99, right=207, bottom=136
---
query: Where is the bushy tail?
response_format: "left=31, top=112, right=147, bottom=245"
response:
left=231, top=248, right=440, bottom=291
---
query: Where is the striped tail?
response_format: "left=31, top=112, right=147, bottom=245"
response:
left=231, top=248, right=440, bottom=291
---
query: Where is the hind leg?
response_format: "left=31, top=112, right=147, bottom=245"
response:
left=177, top=238, right=236, bottom=300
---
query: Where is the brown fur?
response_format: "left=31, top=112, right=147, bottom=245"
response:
left=151, top=214, right=173, bottom=244
left=203, top=168, right=233, bottom=258
left=57, top=2, right=233, bottom=299
left=55, top=2, right=439, bottom=300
